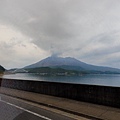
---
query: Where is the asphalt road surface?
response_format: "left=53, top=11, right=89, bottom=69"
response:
left=0, top=95, right=76, bottom=120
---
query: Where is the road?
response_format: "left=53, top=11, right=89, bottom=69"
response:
left=0, top=94, right=77, bottom=120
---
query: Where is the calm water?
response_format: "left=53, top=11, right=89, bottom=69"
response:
left=2, top=73, right=120, bottom=87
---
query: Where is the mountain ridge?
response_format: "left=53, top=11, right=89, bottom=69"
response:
left=24, top=56, right=120, bottom=73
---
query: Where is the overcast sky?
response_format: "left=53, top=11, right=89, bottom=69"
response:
left=0, top=0, right=120, bottom=69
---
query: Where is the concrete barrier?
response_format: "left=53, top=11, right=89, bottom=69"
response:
left=0, top=78, right=120, bottom=108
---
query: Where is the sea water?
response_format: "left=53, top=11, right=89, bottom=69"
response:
left=2, top=73, right=120, bottom=87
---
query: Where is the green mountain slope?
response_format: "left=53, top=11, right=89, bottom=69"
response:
left=25, top=67, right=85, bottom=76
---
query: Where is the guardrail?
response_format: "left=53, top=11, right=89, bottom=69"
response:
left=0, top=78, right=120, bottom=108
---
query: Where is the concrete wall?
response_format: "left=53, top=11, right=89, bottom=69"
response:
left=0, top=78, right=120, bottom=108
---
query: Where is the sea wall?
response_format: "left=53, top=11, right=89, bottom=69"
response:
left=0, top=78, right=120, bottom=108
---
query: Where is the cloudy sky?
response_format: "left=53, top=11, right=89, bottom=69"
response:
left=0, top=0, right=120, bottom=69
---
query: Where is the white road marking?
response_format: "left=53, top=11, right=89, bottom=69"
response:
left=0, top=99, right=52, bottom=120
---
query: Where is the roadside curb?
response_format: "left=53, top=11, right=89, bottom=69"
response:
left=1, top=92, right=102, bottom=120
left=1, top=87, right=120, bottom=120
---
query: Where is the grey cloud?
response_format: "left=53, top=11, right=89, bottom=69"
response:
left=0, top=0, right=120, bottom=68
left=79, top=31, right=120, bottom=58
left=0, top=1, right=94, bottom=44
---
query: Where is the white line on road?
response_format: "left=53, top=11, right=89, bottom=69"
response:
left=0, top=99, right=52, bottom=120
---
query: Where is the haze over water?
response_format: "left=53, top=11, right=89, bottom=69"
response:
left=2, top=73, right=120, bottom=87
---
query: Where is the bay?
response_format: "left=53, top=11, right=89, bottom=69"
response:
left=1, top=73, right=120, bottom=87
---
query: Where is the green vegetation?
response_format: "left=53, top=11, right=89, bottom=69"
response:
left=25, top=67, right=86, bottom=76
left=0, top=65, right=5, bottom=74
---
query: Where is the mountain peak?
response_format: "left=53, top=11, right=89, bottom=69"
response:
left=25, top=56, right=83, bottom=68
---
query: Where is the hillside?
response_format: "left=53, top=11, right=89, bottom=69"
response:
left=0, top=65, right=5, bottom=73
